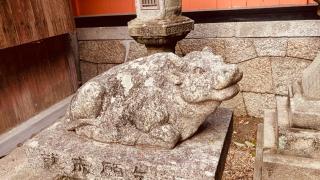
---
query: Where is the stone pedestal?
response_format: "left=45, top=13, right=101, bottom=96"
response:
left=128, top=16, right=194, bottom=55
left=128, top=0, right=194, bottom=55
left=0, top=108, right=233, bottom=180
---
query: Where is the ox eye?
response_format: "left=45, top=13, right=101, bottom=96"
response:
left=193, top=67, right=205, bottom=74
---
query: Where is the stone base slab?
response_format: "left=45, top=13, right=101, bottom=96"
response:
left=255, top=123, right=320, bottom=180
left=0, top=108, right=233, bottom=180
left=262, top=152, right=320, bottom=180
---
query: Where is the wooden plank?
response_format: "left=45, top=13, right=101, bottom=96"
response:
left=65, top=0, right=76, bottom=31
left=63, top=0, right=75, bottom=32
left=9, top=0, right=38, bottom=44
left=0, top=95, right=73, bottom=157
left=0, top=0, right=74, bottom=49
left=0, top=0, right=20, bottom=48
left=47, top=0, right=64, bottom=35
left=29, top=0, right=50, bottom=39
left=0, top=6, right=7, bottom=48
left=0, top=35, right=74, bottom=134
left=41, top=0, right=55, bottom=37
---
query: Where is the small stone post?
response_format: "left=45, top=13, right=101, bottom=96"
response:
left=263, top=109, right=278, bottom=149
left=276, top=96, right=290, bottom=128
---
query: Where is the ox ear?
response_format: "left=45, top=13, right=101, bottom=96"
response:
left=167, top=72, right=183, bottom=86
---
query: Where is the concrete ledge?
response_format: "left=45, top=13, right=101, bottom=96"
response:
left=77, top=27, right=132, bottom=41
left=77, top=20, right=320, bottom=41
left=234, top=20, right=320, bottom=38
left=0, top=95, right=73, bottom=157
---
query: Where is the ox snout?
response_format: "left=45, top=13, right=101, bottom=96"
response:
left=209, top=65, right=243, bottom=101
left=213, top=65, right=243, bottom=90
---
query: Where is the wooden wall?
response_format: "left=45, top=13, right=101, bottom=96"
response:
left=0, top=35, right=75, bottom=134
left=0, top=0, right=78, bottom=134
left=0, top=0, right=74, bottom=49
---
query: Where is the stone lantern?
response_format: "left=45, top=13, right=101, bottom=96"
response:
left=128, top=0, right=194, bottom=55
left=315, top=0, right=320, bottom=16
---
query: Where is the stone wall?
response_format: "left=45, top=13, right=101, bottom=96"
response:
left=77, top=20, right=320, bottom=118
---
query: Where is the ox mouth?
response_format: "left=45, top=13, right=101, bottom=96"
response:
left=232, top=71, right=243, bottom=85
left=209, top=70, right=243, bottom=102
left=211, top=84, right=241, bottom=102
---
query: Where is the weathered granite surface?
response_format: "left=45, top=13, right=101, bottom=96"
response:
left=68, top=48, right=242, bottom=149
left=243, top=92, right=276, bottom=118
left=254, top=38, right=287, bottom=57
left=0, top=148, right=57, bottom=180
left=221, top=92, right=247, bottom=116
left=79, top=41, right=126, bottom=64
left=80, top=61, right=98, bottom=83
left=239, top=57, right=273, bottom=93
left=224, top=38, right=257, bottom=64
left=271, top=57, right=311, bottom=95
left=0, top=108, right=233, bottom=180
left=287, top=38, right=320, bottom=60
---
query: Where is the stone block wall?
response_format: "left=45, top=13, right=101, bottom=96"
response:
left=77, top=20, right=320, bottom=118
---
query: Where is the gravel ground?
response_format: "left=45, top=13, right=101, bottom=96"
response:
left=222, top=116, right=263, bottom=180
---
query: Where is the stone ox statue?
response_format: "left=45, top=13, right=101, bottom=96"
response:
left=66, top=47, right=242, bottom=149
